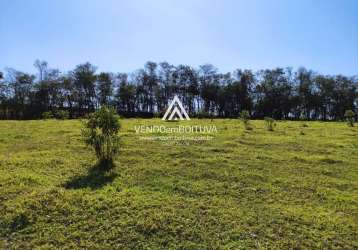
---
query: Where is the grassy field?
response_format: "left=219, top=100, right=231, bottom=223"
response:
left=0, top=119, right=357, bottom=249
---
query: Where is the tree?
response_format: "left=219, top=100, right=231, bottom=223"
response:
left=198, top=64, right=219, bottom=114
left=6, top=69, right=36, bottom=119
left=82, top=106, right=121, bottom=168
left=116, top=74, right=136, bottom=114
left=158, top=62, right=176, bottom=112
left=34, top=60, right=48, bottom=81
left=0, top=61, right=357, bottom=121
left=97, top=72, right=113, bottom=106
left=296, top=68, right=316, bottom=119
left=175, top=65, right=199, bottom=114
left=234, top=69, right=255, bottom=113
left=0, top=72, right=7, bottom=118
left=255, top=68, right=293, bottom=119
left=331, top=76, right=356, bottom=120
left=33, top=61, right=62, bottom=115
left=72, top=62, right=97, bottom=115
left=141, top=61, right=158, bottom=113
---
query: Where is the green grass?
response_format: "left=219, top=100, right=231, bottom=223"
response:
left=0, top=119, right=357, bottom=249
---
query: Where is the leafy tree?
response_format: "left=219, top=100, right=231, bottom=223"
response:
left=175, top=65, right=199, bottom=114
left=315, top=75, right=335, bottom=120
left=331, top=76, right=356, bottom=120
left=157, top=62, right=175, bottom=112
left=96, top=72, right=113, bottom=106
left=34, top=60, right=48, bottom=81
left=198, top=64, right=219, bottom=114
left=140, top=61, right=158, bottom=113
left=0, top=72, right=8, bottom=118
left=82, top=106, right=121, bottom=168
left=234, top=69, right=254, bottom=113
left=255, top=68, right=294, bottom=119
left=296, top=68, right=316, bottom=119
left=116, top=73, right=136, bottom=114
left=6, top=69, right=36, bottom=119
left=72, top=63, right=97, bottom=115
left=33, top=61, right=62, bottom=115
left=1, top=60, right=357, bottom=121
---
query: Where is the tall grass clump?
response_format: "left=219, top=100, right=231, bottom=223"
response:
left=344, top=110, right=355, bottom=127
left=239, top=110, right=252, bottom=130
left=82, top=106, right=121, bottom=169
left=42, top=111, right=54, bottom=119
left=264, top=117, right=276, bottom=131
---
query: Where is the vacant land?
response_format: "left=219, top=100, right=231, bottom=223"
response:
left=0, top=119, right=357, bottom=249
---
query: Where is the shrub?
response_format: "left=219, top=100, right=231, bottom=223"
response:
left=300, top=114, right=307, bottom=120
left=197, top=111, right=211, bottom=119
left=344, top=110, right=355, bottom=127
left=239, top=110, right=252, bottom=130
left=264, top=117, right=276, bottom=131
left=42, top=111, right=54, bottom=119
left=55, top=110, right=69, bottom=120
left=82, top=106, right=121, bottom=168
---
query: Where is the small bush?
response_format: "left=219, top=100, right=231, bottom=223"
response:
left=82, top=106, right=121, bottom=169
left=42, top=111, right=54, bottom=119
left=264, top=117, right=276, bottom=131
left=197, top=111, right=211, bottom=119
left=239, top=110, right=252, bottom=130
left=300, top=114, right=307, bottom=120
left=344, top=110, right=355, bottom=127
left=55, top=110, right=69, bottom=120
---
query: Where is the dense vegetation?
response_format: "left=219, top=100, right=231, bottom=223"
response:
left=82, top=106, right=121, bottom=168
left=0, top=119, right=357, bottom=249
left=0, top=61, right=356, bottom=120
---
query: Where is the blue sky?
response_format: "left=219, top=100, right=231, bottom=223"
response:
left=0, top=0, right=357, bottom=75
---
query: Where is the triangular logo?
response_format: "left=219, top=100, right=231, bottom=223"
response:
left=162, top=95, right=190, bottom=121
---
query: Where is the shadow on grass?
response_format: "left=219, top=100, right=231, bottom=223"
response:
left=64, top=161, right=118, bottom=190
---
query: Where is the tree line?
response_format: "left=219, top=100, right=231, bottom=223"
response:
left=0, top=60, right=356, bottom=120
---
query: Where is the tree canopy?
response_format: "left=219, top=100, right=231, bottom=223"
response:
left=0, top=61, right=356, bottom=120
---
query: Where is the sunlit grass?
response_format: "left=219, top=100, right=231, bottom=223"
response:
left=0, top=119, right=357, bottom=249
